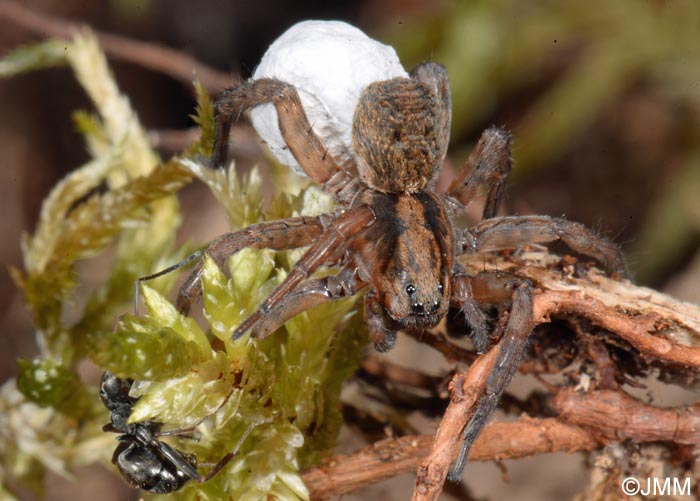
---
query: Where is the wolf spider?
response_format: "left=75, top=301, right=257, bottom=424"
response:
left=170, top=62, right=625, bottom=479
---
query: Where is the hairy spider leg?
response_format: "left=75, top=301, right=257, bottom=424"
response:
left=450, top=265, right=490, bottom=352
left=462, top=215, right=628, bottom=277
left=134, top=251, right=203, bottom=315
left=448, top=272, right=534, bottom=480
left=214, top=78, right=353, bottom=195
left=246, top=268, right=367, bottom=340
left=447, top=127, right=513, bottom=219
left=232, top=205, right=375, bottom=340
left=176, top=216, right=326, bottom=315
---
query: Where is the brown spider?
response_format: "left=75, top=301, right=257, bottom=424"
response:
left=174, top=62, right=626, bottom=479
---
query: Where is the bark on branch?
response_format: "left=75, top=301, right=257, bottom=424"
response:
left=304, top=386, right=700, bottom=499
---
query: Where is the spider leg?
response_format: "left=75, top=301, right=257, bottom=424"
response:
left=245, top=268, right=367, bottom=339
left=214, top=79, right=350, bottom=192
left=410, top=62, right=451, bottom=165
left=450, top=266, right=489, bottom=353
left=461, top=215, right=628, bottom=276
left=448, top=272, right=534, bottom=481
left=233, top=206, right=375, bottom=340
left=135, top=251, right=203, bottom=315
left=176, top=216, right=325, bottom=315
left=446, top=127, right=512, bottom=219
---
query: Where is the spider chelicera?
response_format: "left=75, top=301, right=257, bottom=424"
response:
left=168, top=62, right=626, bottom=479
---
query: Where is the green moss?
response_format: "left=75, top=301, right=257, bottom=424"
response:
left=2, top=28, right=364, bottom=500
left=16, top=358, right=92, bottom=417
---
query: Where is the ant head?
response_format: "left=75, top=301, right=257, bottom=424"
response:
left=100, top=371, right=136, bottom=432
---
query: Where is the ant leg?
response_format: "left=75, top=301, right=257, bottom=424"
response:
left=177, top=216, right=325, bottom=315
left=448, top=272, right=533, bottom=480
left=155, top=405, right=263, bottom=484
left=197, top=421, right=258, bottom=483
left=446, top=127, right=512, bottom=219
left=411, top=62, right=451, bottom=164
left=233, top=206, right=374, bottom=340
left=214, top=79, right=348, bottom=192
left=249, top=268, right=367, bottom=339
left=461, top=215, right=628, bottom=276
left=450, top=267, right=489, bottom=353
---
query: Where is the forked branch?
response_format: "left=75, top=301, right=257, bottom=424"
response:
left=303, top=385, right=700, bottom=499
left=303, top=252, right=700, bottom=500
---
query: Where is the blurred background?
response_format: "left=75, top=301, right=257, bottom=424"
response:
left=0, top=0, right=698, bottom=499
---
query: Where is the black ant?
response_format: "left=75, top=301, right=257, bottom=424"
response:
left=100, top=371, right=252, bottom=493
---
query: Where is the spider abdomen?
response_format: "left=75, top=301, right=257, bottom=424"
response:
left=353, top=79, right=443, bottom=193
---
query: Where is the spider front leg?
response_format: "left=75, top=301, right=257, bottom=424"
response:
left=176, top=216, right=326, bottom=315
left=214, top=79, right=349, bottom=192
left=448, top=271, right=534, bottom=481
left=232, top=206, right=375, bottom=340
left=244, top=268, right=367, bottom=339
left=447, top=127, right=513, bottom=219
left=462, top=215, right=628, bottom=276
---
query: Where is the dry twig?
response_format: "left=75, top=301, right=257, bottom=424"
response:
left=303, top=387, right=700, bottom=499
left=305, top=252, right=700, bottom=500
left=0, top=0, right=234, bottom=93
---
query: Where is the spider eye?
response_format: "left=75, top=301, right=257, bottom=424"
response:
left=405, top=284, right=416, bottom=295
left=437, top=284, right=444, bottom=294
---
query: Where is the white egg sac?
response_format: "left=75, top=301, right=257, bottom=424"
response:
left=249, top=20, right=408, bottom=176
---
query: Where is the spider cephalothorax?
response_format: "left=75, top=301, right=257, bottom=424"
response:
left=174, top=24, right=627, bottom=480
left=354, top=189, right=452, bottom=332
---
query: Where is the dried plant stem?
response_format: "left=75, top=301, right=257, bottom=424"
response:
left=304, top=387, right=700, bottom=499
left=253, top=252, right=700, bottom=500
left=534, top=289, right=700, bottom=367
left=553, top=388, right=700, bottom=445
left=0, top=0, right=233, bottom=92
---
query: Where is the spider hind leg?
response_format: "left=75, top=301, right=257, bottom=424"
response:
left=213, top=78, right=344, bottom=188
left=462, top=215, right=628, bottom=277
left=447, top=127, right=513, bottom=220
